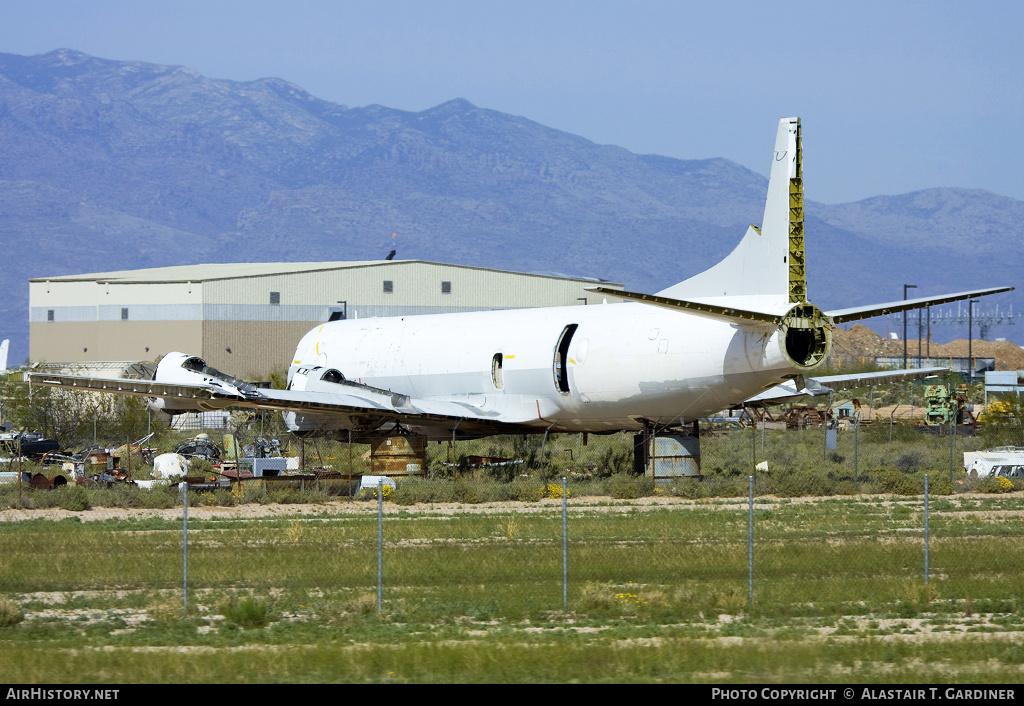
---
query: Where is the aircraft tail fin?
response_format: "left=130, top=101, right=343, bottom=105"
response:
left=658, top=117, right=804, bottom=308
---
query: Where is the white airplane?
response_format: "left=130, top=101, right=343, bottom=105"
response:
left=27, top=118, right=1011, bottom=444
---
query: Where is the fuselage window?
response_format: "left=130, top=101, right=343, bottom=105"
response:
left=491, top=353, right=503, bottom=389
left=553, top=324, right=578, bottom=394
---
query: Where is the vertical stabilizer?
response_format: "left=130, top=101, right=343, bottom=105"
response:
left=772, top=118, right=805, bottom=303
left=658, top=117, right=806, bottom=312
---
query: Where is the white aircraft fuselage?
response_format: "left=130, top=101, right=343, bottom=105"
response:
left=287, top=300, right=796, bottom=434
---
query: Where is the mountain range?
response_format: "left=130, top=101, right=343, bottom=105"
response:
left=1, top=49, right=1021, bottom=366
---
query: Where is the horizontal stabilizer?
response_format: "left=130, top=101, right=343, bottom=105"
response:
left=809, top=367, right=951, bottom=392
left=827, top=287, right=1013, bottom=324
left=744, top=367, right=950, bottom=406
left=585, top=286, right=781, bottom=325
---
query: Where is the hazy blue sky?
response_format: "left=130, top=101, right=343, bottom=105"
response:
left=1, top=0, right=1021, bottom=204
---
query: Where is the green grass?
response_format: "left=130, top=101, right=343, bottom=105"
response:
left=3, top=493, right=1024, bottom=682
left=4, top=634, right=1023, bottom=683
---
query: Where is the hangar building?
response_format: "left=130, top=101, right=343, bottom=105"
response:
left=29, top=260, right=622, bottom=378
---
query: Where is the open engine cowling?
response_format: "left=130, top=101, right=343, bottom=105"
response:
left=779, top=304, right=832, bottom=369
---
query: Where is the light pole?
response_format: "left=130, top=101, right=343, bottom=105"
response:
left=903, top=284, right=917, bottom=369
left=968, top=299, right=976, bottom=379
left=918, top=308, right=923, bottom=366
left=926, top=305, right=931, bottom=358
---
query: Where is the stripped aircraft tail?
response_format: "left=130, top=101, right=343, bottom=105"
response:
left=657, top=117, right=804, bottom=312
left=585, top=116, right=1012, bottom=371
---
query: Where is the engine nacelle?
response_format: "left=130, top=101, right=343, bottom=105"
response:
left=779, top=304, right=833, bottom=369
left=147, top=352, right=258, bottom=414
left=282, top=366, right=352, bottom=434
left=283, top=365, right=410, bottom=435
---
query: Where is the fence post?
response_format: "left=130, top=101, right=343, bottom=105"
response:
left=949, top=420, right=956, bottom=486
left=751, top=410, right=756, bottom=465
left=748, top=475, right=754, bottom=605
left=377, top=478, right=384, bottom=613
left=854, top=420, right=860, bottom=490
left=562, top=476, right=568, bottom=613
left=182, top=482, right=188, bottom=613
left=924, top=474, right=930, bottom=585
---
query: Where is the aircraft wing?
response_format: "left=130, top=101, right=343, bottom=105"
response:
left=24, top=372, right=524, bottom=435
left=27, top=373, right=256, bottom=409
left=744, top=367, right=950, bottom=406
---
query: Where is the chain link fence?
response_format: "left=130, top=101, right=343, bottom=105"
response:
left=5, top=412, right=1023, bottom=623
left=160, top=465, right=1024, bottom=622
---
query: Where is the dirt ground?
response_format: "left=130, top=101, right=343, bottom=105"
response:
left=0, top=494, right=784, bottom=523
left=8, top=491, right=1017, bottom=524
left=830, top=324, right=1024, bottom=370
